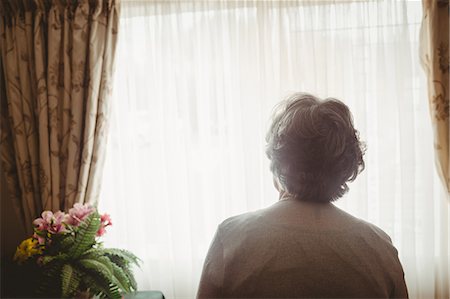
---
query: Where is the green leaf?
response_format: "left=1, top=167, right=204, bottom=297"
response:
left=36, top=262, right=63, bottom=297
left=101, top=248, right=141, bottom=266
left=80, top=272, right=121, bottom=299
left=79, top=249, right=139, bottom=293
left=109, top=261, right=131, bottom=293
left=107, top=253, right=128, bottom=269
left=61, top=264, right=79, bottom=298
left=60, top=235, right=75, bottom=250
left=96, top=255, right=114, bottom=273
left=40, top=255, right=57, bottom=265
left=40, top=253, right=69, bottom=266
left=70, top=212, right=101, bottom=258
left=102, top=249, right=139, bottom=291
left=81, top=249, right=108, bottom=263
left=78, top=258, right=124, bottom=298
left=122, top=265, right=138, bottom=291
left=101, top=255, right=131, bottom=292
left=79, top=258, right=113, bottom=279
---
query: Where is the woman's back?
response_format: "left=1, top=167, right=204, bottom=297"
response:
left=197, top=200, right=408, bottom=298
left=197, top=94, right=408, bottom=298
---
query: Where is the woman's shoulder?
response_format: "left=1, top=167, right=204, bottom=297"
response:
left=219, top=208, right=266, bottom=232
left=355, top=218, right=395, bottom=247
left=216, top=204, right=396, bottom=255
left=333, top=206, right=394, bottom=244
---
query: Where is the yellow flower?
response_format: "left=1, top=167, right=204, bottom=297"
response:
left=13, top=238, right=43, bottom=264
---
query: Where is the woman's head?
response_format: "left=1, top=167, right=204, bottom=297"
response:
left=266, top=93, right=365, bottom=202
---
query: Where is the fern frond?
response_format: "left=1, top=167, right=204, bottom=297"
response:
left=61, top=264, right=80, bottom=298
left=39, top=255, right=57, bottom=266
left=107, top=253, right=128, bottom=269
left=59, top=235, right=75, bottom=250
left=84, top=255, right=131, bottom=294
left=81, top=249, right=107, bottom=262
left=40, top=253, right=69, bottom=266
left=79, top=258, right=113, bottom=279
left=78, top=248, right=139, bottom=293
left=82, top=248, right=100, bottom=257
left=36, top=262, right=63, bottom=297
left=79, top=270, right=122, bottom=299
left=109, top=261, right=132, bottom=293
left=101, top=248, right=141, bottom=266
left=105, top=256, right=138, bottom=292
left=96, top=255, right=114, bottom=273
left=122, top=264, right=138, bottom=291
left=70, top=213, right=101, bottom=258
left=78, top=258, right=124, bottom=299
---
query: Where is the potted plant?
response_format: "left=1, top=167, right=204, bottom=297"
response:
left=13, top=203, right=140, bottom=298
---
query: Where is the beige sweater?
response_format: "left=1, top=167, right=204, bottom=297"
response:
left=197, top=200, right=408, bottom=298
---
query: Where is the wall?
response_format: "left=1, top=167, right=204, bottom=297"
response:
left=1, top=161, right=28, bottom=296
left=1, top=164, right=27, bottom=259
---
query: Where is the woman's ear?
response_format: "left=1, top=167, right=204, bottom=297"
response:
left=273, top=176, right=286, bottom=200
left=273, top=176, right=280, bottom=191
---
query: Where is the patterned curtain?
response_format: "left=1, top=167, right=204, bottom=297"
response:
left=419, top=0, right=449, bottom=195
left=0, top=0, right=120, bottom=235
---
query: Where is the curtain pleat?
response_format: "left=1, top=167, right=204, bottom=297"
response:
left=0, top=0, right=120, bottom=235
left=419, top=0, right=450, bottom=195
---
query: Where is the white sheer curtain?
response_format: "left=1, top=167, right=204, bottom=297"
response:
left=99, top=1, right=449, bottom=298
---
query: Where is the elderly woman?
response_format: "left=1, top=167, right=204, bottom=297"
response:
left=197, top=93, right=408, bottom=298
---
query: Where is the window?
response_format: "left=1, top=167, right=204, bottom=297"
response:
left=100, top=1, right=449, bottom=298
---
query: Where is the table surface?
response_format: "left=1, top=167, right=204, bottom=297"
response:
left=123, top=291, right=165, bottom=299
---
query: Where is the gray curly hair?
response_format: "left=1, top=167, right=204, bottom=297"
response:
left=266, top=93, right=365, bottom=202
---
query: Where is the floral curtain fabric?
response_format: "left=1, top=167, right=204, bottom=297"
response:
left=420, top=0, right=449, bottom=195
left=0, top=0, right=120, bottom=234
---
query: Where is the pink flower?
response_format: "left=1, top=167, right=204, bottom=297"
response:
left=66, top=203, right=95, bottom=226
left=100, top=213, right=112, bottom=225
left=33, top=211, right=53, bottom=231
left=96, top=213, right=112, bottom=237
left=33, top=210, right=67, bottom=235
left=33, top=232, right=46, bottom=245
left=97, top=227, right=107, bottom=237
left=48, top=211, right=66, bottom=234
